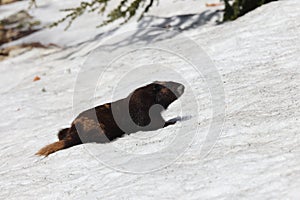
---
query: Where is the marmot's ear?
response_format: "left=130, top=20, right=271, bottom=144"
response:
left=153, top=84, right=161, bottom=92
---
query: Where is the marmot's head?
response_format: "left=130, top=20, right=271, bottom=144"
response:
left=131, top=81, right=184, bottom=109
left=127, top=81, right=184, bottom=127
left=152, top=81, right=184, bottom=109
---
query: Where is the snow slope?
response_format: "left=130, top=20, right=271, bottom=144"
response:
left=0, top=0, right=300, bottom=199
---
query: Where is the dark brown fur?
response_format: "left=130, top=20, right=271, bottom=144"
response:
left=36, top=81, right=184, bottom=156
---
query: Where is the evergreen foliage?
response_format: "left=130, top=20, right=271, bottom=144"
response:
left=48, top=0, right=156, bottom=30
left=223, top=0, right=278, bottom=21
left=30, top=0, right=278, bottom=29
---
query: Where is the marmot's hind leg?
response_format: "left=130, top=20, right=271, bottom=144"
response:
left=58, top=128, right=69, bottom=140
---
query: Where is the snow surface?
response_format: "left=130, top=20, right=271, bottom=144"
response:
left=0, top=0, right=300, bottom=199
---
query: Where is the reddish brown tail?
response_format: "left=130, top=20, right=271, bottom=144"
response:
left=36, top=140, right=69, bottom=156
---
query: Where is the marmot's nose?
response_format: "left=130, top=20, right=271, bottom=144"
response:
left=176, top=85, right=184, bottom=96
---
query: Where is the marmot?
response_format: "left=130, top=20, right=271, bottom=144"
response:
left=36, top=81, right=185, bottom=156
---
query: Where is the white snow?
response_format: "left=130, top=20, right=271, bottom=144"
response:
left=0, top=0, right=300, bottom=199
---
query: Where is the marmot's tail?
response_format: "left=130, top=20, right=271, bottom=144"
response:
left=36, top=140, right=70, bottom=156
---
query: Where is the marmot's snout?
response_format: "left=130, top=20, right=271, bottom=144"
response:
left=174, top=83, right=185, bottom=98
left=155, top=81, right=185, bottom=98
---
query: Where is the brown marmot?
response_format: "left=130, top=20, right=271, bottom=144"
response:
left=36, top=81, right=185, bottom=156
